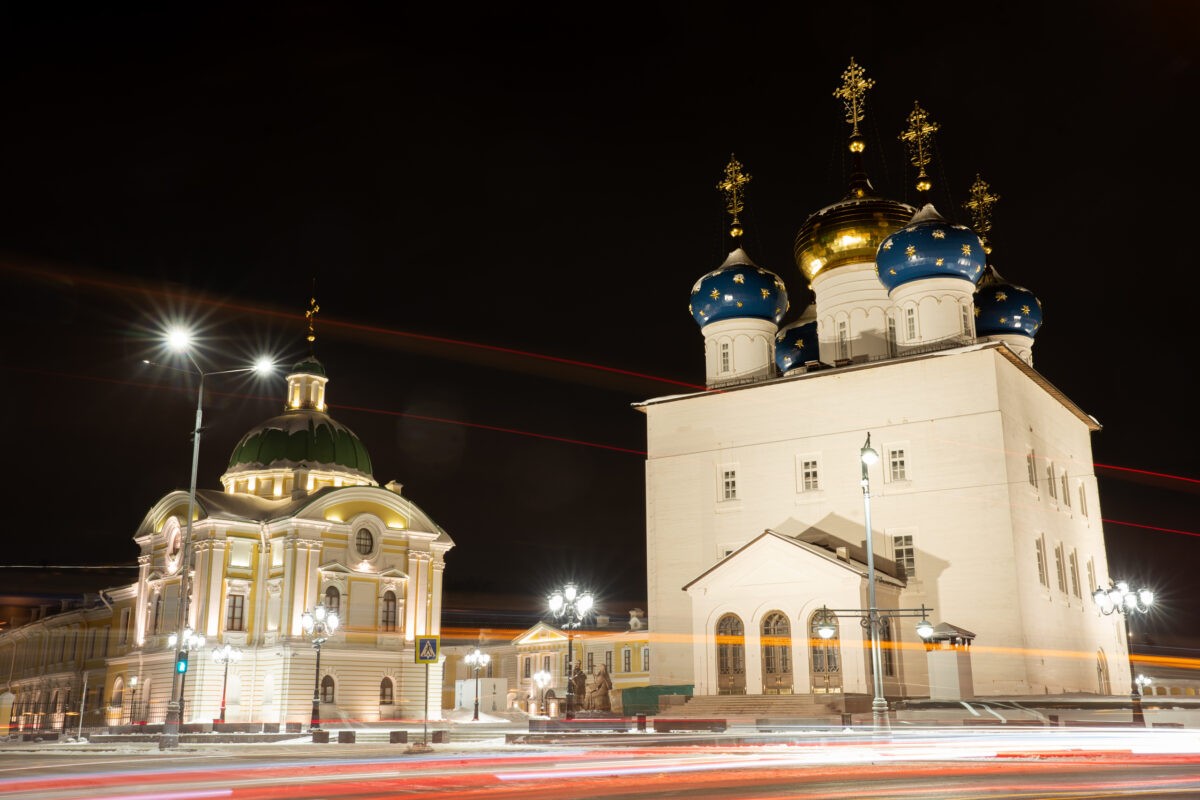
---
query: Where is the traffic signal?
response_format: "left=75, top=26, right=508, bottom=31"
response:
left=176, top=652, right=189, bottom=674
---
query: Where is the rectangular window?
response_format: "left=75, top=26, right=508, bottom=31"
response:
left=961, top=305, right=972, bottom=337
left=721, top=468, right=738, bottom=501
left=1087, top=558, right=1096, bottom=597
left=586, top=652, right=594, bottom=672
left=1035, top=536, right=1048, bottom=587
left=800, top=458, right=820, bottom=492
left=1054, top=543, right=1067, bottom=593
left=837, top=320, right=849, bottom=360
left=1062, top=474, right=1071, bottom=507
left=543, top=654, right=551, bottom=673
left=888, top=448, right=907, bottom=482
left=1079, top=485, right=1089, bottom=517
left=523, top=657, right=531, bottom=678
left=119, top=610, right=131, bottom=645
left=1069, top=550, right=1082, bottom=598
left=893, top=534, right=916, bottom=579
left=225, top=595, right=246, bottom=632
left=1047, top=465, right=1057, bottom=500
left=623, top=648, right=631, bottom=673
left=887, top=317, right=898, bottom=355
left=719, top=341, right=730, bottom=373
left=1026, top=450, right=1038, bottom=488
left=905, top=307, right=917, bottom=340
left=605, top=651, right=613, bottom=673
left=153, top=596, right=163, bottom=634
left=642, top=648, right=650, bottom=672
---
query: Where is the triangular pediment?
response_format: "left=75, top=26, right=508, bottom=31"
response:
left=377, top=567, right=407, bottom=579
left=319, top=561, right=352, bottom=574
left=512, top=621, right=567, bottom=646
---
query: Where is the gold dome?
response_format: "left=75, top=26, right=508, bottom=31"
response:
left=794, top=189, right=915, bottom=282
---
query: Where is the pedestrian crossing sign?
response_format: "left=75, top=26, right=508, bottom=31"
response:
left=416, top=635, right=440, bottom=664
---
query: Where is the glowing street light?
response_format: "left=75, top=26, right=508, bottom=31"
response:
left=144, top=329, right=272, bottom=749
left=301, top=604, right=339, bottom=731
left=533, top=670, right=552, bottom=716
left=167, top=627, right=205, bottom=726
left=1095, top=579, right=1154, bottom=726
left=465, top=648, right=491, bottom=722
left=212, top=644, right=243, bottom=724
left=548, top=583, right=593, bottom=720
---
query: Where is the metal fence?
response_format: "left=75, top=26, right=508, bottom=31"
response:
left=5, top=698, right=173, bottom=737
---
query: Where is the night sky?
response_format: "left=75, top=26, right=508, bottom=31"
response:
left=2, top=4, right=1196, bottom=642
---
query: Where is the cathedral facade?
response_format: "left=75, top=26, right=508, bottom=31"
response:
left=1, top=350, right=452, bottom=732
left=639, top=62, right=1128, bottom=703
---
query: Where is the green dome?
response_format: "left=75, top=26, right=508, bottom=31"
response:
left=290, top=357, right=326, bottom=377
left=227, top=409, right=372, bottom=478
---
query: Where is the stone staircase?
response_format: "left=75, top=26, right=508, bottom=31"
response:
left=662, top=693, right=846, bottom=722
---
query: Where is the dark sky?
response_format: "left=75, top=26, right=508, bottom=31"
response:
left=1, top=3, right=1196, bottom=641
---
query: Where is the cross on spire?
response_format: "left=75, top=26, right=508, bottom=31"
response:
left=899, top=101, right=940, bottom=194
left=716, top=154, right=751, bottom=239
left=964, top=174, right=1000, bottom=253
left=833, top=57, right=875, bottom=137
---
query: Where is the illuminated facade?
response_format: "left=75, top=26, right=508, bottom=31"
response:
left=0, top=354, right=453, bottom=732
left=641, top=62, right=1126, bottom=703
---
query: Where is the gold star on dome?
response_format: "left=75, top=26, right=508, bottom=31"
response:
left=935, top=258, right=944, bottom=266
left=733, top=273, right=745, bottom=284
left=906, top=244, right=916, bottom=258
left=796, top=340, right=805, bottom=349
left=932, top=230, right=946, bottom=239
left=996, top=291, right=1008, bottom=301
left=961, top=243, right=972, bottom=256
left=882, top=240, right=893, bottom=250
left=889, top=268, right=897, bottom=275
left=710, top=288, right=720, bottom=300
left=688, top=304, right=693, bottom=315
left=999, top=317, right=1008, bottom=324
left=1021, top=304, right=1031, bottom=314
left=760, top=288, right=770, bottom=299
left=736, top=301, right=744, bottom=307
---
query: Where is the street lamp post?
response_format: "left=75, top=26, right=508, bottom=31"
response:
left=149, top=329, right=272, bottom=749
left=212, top=644, right=243, bottom=724
left=1094, top=579, right=1154, bottom=726
left=301, top=604, right=339, bottom=731
left=858, top=433, right=890, bottom=728
left=465, top=648, right=491, bottom=722
left=533, top=670, right=551, bottom=716
left=167, top=627, right=206, bottom=726
left=548, top=583, right=593, bottom=720
left=128, top=676, right=140, bottom=726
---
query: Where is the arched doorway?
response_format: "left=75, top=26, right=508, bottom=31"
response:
left=761, top=612, right=794, bottom=694
left=716, top=613, right=746, bottom=695
left=809, top=610, right=843, bottom=694
left=1096, top=650, right=1111, bottom=695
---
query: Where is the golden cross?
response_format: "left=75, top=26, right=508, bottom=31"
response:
left=716, top=154, right=751, bottom=238
left=305, top=295, right=320, bottom=344
left=899, top=101, right=940, bottom=191
left=964, top=174, right=1000, bottom=252
left=833, top=58, right=874, bottom=137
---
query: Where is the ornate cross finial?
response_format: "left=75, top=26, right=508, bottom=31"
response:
left=833, top=57, right=874, bottom=137
left=305, top=295, right=320, bottom=348
left=964, top=174, right=1000, bottom=254
left=899, top=101, right=940, bottom=193
left=716, top=154, right=751, bottom=239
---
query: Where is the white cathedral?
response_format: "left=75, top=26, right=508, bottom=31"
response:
left=637, top=61, right=1128, bottom=703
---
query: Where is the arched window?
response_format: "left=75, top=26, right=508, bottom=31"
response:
left=355, top=528, right=374, bottom=556
left=761, top=612, right=793, bottom=694
left=110, top=677, right=125, bottom=708
left=381, top=591, right=397, bottom=631
left=809, top=610, right=842, bottom=693
left=1096, top=650, right=1111, bottom=695
left=324, top=586, right=341, bottom=616
left=320, top=675, right=336, bottom=703
left=716, top=613, right=745, bottom=695
left=380, top=677, right=394, bottom=704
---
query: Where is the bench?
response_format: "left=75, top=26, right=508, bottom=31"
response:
left=652, top=718, right=726, bottom=733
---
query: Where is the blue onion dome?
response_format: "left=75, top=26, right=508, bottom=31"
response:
left=974, top=265, right=1043, bottom=337
left=689, top=248, right=789, bottom=327
left=775, top=319, right=818, bottom=373
left=794, top=140, right=916, bottom=283
left=876, top=204, right=986, bottom=293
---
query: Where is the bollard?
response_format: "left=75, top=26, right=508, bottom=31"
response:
left=636, top=713, right=647, bottom=732
left=389, top=730, right=408, bottom=744
left=311, top=730, right=330, bottom=743
left=338, top=730, right=356, bottom=744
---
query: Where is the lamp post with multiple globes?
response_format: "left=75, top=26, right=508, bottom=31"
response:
left=212, top=644, right=243, bottom=724
left=548, top=583, right=593, bottom=720
left=465, top=648, right=491, bottom=721
left=533, top=669, right=552, bottom=716
left=147, top=327, right=272, bottom=749
left=166, top=627, right=205, bottom=726
left=1095, top=579, right=1154, bottom=726
left=301, top=604, right=339, bottom=731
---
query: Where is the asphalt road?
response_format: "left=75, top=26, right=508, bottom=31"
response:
left=3, top=728, right=1200, bottom=799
